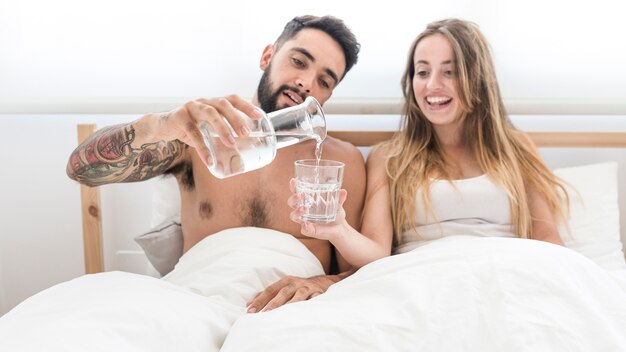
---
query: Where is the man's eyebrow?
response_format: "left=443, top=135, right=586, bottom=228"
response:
left=324, top=68, right=339, bottom=86
left=291, top=47, right=339, bottom=85
left=291, top=47, right=315, bottom=62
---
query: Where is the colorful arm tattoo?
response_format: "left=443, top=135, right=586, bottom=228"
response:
left=67, top=124, right=185, bottom=186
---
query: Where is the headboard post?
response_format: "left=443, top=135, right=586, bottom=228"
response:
left=76, top=124, right=104, bottom=274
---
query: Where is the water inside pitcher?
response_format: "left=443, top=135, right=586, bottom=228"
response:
left=200, top=96, right=326, bottom=178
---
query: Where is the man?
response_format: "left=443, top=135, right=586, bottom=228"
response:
left=67, top=15, right=365, bottom=313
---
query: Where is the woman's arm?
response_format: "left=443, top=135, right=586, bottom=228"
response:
left=335, top=146, right=394, bottom=265
left=515, top=132, right=565, bottom=246
left=528, top=187, right=564, bottom=245
left=290, top=146, right=394, bottom=268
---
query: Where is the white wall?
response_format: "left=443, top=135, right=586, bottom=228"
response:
left=1, top=0, right=625, bottom=102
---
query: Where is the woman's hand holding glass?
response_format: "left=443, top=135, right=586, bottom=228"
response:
left=288, top=178, right=350, bottom=241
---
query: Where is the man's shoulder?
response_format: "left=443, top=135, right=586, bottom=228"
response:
left=323, top=136, right=363, bottom=158
left=324, top=136, right=359, bottom=152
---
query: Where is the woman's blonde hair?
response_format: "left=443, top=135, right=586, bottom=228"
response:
left=383, top=18, right=569, bottom=244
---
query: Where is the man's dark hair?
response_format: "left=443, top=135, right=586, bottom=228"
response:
left=275, top=15, right=360, bottom=80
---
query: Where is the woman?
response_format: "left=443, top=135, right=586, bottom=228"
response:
left=289, top=18, right=569, bottom=268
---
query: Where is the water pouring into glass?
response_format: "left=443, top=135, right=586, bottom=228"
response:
left=294, top=159, right=345, bottom=223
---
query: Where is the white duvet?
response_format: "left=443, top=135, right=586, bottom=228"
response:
left=0, top=227, right=324, bottom=352
left=222, top=236, right=626, bottom=351
left=1, top=231, right=625, bottom=352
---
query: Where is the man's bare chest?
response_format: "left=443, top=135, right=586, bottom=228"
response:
left=178, top=145, right=313, bottom=229
left=194, top=175, right=292, bottom=226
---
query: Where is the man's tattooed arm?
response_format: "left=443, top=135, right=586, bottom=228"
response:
left=66, top=123, right=186, bottom=187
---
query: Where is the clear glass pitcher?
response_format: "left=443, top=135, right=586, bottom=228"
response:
left=200, top=96, right=326, bottom=178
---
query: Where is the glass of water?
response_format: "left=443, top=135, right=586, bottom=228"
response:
left=294, top=159, right=345, bottom=223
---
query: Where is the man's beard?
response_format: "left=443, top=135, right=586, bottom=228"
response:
left=256, top=63, right=305, bottom=113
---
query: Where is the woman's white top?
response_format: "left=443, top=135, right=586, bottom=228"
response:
left=394, top=174, right=514, bottom=254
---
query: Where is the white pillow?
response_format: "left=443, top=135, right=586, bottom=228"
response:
left=134, top=216, right=182, bottom=276
left=133, top=176, right=183, bottom=277
left=555, top=162, right=625, bottom=271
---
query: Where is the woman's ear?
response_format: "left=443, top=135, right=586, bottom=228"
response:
left=259, top=44, right=275, bottom=70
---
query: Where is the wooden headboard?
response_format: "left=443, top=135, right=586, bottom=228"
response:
left=77, top=123, right=626, bottom=274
